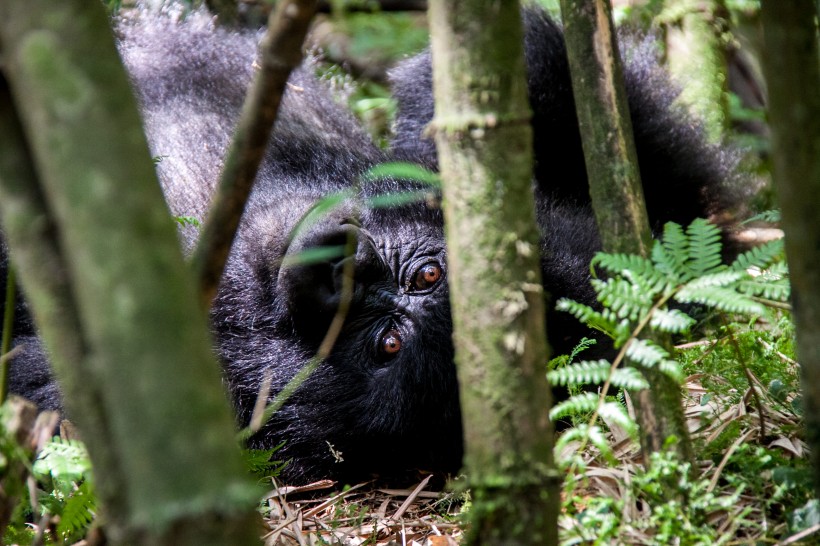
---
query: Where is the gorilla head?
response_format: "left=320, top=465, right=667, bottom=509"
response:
left=213, top=185, right=462, bottom=483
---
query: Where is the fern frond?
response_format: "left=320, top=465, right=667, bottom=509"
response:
left=554, top=424, right=616, bottom=465
left=586, top=424, right=616, bottom=463
left=548, top=360, right=611, bottom=387
left=685, top=218, right=724, bottom=277
left=611, top=317, right=635, bottom=348
left=764, top=260, right=789, bottom=278
left=731, top=238, right=784, bottom=272
left=657, top=359, right=685, bottom=383
left=654, top=222, right=689, bottom=280
left=56, top=481, right=96, bottom=538
left=592, top=253, right=669, bottom=292
left=594, top=277, right=655, bottom=321
left=678, top=270, right=744, bottom=291
left=554, top=424, right=591, bottom=456
left=677, top=285, right=765, bottom=315
left=609, top=367, right=650, bottom=390
left=33, top=437, right=93, bottom=488
left=649, top=308, right=696, bottom=333
left=598, top=402, right=639, bottom=439
left=556, top=298, right=618, bottom=334
left=737, top=276, right=791, bottom=302
left=625, top=338, right=670, bottom=367
left=741, top=210, right=780, bottom=224
left=550, top=392, right=600, bottom=421
left=568, top=337, right=598, bottom=362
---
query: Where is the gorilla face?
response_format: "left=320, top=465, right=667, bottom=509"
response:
left=213, top=193, right=463, bottom=483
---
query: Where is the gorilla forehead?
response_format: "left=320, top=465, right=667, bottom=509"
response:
left=362, top=206, right=445, bottom=270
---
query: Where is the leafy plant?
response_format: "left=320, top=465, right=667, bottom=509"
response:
left=549, top=219, right=787, bottom=444
left=550, top=219, right=805, bottom=543
left=244, top=445, right=288, bottom=481
left=33, top=437, right=97, bottom=542
left=631, top=450, right=750, bottom=545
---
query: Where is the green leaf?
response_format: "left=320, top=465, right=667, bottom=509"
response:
left=366, top=189, right=437, bottom=208
left=280, top=245, right=346, bottom=267
left=287, top=190, right=355, bottom=242
left=550, top=391, right=599, bottom=421
left=594, top=277, right=655, bottom=321
left=56, top=481, right=96, bottom=539
left=685, top=218, right=724, bottom=277
left=556, top=298, right=618, bottom=335
left=174, top=215, right=201, bottom=227
left=598, top=402, right=639, bottom=439
left=649, top=308, right=696, bottom=333
left=33, top=437, right=93, bottom=488
left=677, top=285, right=765, bottom=315
left=592, top=252, right=667, bottom=291
left=610, top=367, right=650, bottom=390
left=360, top=162, right=441, bottom=188
left=731, top=238, right=784, bottom=272
left=679, top=270, right=745, bottom=290
left=625, top=338, right=669, bottom=367
left=657, top=359, right=685, bottom=383
left=548, top=359, right=611, bottom=387
left=654, top=222, right=689, bottom=280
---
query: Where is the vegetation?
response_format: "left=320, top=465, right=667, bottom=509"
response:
left=3, top=217, right=810, bottom=544
left=1, top=0, right=817, bottom=544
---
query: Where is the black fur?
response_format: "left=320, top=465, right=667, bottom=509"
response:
left=391, top=9, right=741, bottom=227
left=1, top=7, right=740, bottom=484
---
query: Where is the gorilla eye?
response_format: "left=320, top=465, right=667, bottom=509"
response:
left=410, top=261, right=442, bottom=292
left=380, top=329, right=402, bottom=356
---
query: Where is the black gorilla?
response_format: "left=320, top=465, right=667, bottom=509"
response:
left=390, top=9, right=741, bottom=357
left=1, top=7, right=739, bottom=484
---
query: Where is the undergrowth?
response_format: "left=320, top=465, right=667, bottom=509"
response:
left=0, top=412, right=97, bottom=545
left=0, top=219, right=813, bottom=545
left=552, top=218, right=814, bottom=544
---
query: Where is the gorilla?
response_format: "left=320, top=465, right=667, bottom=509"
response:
left=0, top=6, right=740, bottom=484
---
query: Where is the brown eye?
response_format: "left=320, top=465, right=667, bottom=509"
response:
left=380, top=329, right=402, bottom=356
left=412, top=262, right=442, bottom=291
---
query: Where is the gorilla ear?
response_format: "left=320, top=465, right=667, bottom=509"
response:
left=277, top=208, right=384, bottom=341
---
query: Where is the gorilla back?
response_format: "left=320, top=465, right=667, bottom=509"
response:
left=2, top=7, right=740, bottom=484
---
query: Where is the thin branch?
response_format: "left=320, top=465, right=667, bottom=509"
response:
left=192, top=0, right=318, bottom=308
left=1, top=264, right=15, bottom=402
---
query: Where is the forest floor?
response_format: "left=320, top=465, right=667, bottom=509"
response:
left=260, top=368, right=812, bottom=546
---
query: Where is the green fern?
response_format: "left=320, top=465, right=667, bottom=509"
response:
left=731, top=238, right=784, bottom=272
left=649, top=308, right=695, bottom=332
left=685, top=218, right=725, bottom=277
left=33, top=437, right=93, bottom=489
left=550, top=391, right=600, bottom=421
left=555, top=423, right=615, bottom=464
left=56, top=481, right=96, bottom=539
left=33, top=437, right=97, bottom=541
left=548, top=359, right=611, bottom=386
left=549, top=218, right=789, bottom=452
left=243, top=444, right=288, bottom=480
